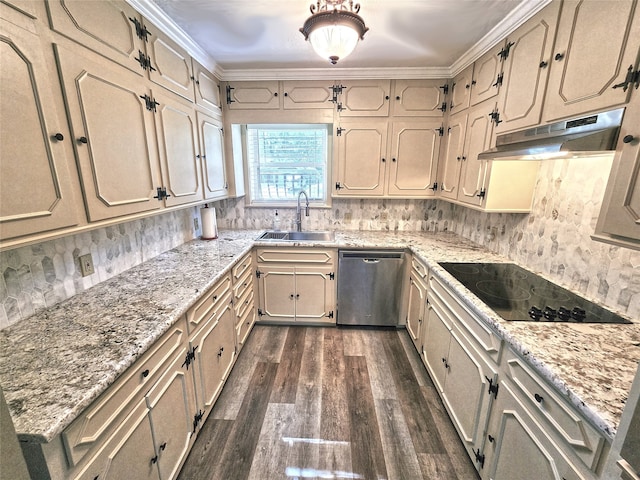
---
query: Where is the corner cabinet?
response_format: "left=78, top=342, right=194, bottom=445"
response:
left=0, top=17, right=80, bottom=241
left=255, top=248, right=336, bottom=324
left=334, top=120, right=441, bottom=198
left=594, top=97, right=640, bottom=248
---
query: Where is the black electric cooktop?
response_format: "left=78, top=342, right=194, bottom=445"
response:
left=438, top=262, right=632, bottom=324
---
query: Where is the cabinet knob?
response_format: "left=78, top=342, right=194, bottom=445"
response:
left=385, top=95, right=389, bottom=100
left=284, top=92, right=288, bottom=96
left=53, top=133, right=64, bottom=141
left=554, top=52, right=564, bottom=61
left=456, top=156, right=461, bottom=161
left=392, top=158, right=396, bottom=162
left=290, top=294, right=295, bottom=299
left=159, top=442, right=167, bottom=451
left=381, top=158, right=386, bottom=163
left=539, top=61, right=548, bottom=68
left=151, top=455, right=158, bottom=464
left=142, top=369, right=150, bottom=378
left=78, top=136, right=88, bottom=144
left=396, top=96, right=400, bottom=100
left=623, top=135, right=635, bottom=144
left=465, top=84, right=470, bottom=89
left=274, top=92, right=278, bottom=97
left=534, top=393, right=544, bottom=403
left=488, top=435, right=494, bottom=443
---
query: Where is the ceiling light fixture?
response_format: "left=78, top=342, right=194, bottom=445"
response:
left=299, top=0, right=369, bottom=65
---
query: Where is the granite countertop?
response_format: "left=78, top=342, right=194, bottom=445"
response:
left=0, top=229, right=638, bottom=444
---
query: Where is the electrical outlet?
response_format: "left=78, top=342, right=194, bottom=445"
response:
left=79, top=253, right=95, bottom=277
left=194, top=217, right=199, bottom=230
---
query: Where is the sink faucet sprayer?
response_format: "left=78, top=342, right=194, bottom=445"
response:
left=296, top=190, right=309, bottom=232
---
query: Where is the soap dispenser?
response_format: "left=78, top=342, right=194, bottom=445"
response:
left=273, top=210, right=281, bottom=231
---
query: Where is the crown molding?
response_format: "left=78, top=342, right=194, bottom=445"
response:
left=217, top=66, right=452, bottom=81
left=450, top=0, right=552, bottom=76
left=125, top=0, right=219, bottom=75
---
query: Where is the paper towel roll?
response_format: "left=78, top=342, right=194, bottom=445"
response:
left=201, top=205, right=218, bottom=240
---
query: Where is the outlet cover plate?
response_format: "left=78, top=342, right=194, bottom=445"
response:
left=79, top=253, right=95, bottom=277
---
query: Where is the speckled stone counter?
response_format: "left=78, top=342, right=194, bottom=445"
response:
left=0, top=229, right=638, bottom=445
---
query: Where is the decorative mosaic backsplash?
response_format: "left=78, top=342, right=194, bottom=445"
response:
left=2, top=154, right=638, bottom=329
left=0, top=208, right=199, bottom=329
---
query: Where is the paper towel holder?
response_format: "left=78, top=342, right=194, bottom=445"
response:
left=200, top=204, right=218, bottom=240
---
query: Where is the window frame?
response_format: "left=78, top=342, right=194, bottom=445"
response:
left=242, top=123, right=333, bottom=208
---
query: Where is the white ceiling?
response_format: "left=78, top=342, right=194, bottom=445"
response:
left=132, top=0, right=550, bottom=79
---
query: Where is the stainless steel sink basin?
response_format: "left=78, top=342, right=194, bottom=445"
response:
left=257, top=230, right=335, bottom=242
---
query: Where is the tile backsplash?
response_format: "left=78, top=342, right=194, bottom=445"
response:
left=0, top=208, right=199, bottom=329
left=2, top=154, right=638, bottom=328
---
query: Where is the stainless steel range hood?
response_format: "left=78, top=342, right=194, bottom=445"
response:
left=478, top=108, right=624, bottom=160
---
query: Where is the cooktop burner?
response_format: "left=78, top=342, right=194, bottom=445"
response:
left=438, top=262, right=632, bottom=324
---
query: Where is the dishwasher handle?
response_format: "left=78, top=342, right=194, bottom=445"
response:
left=362, top=258, right=381, bottom=263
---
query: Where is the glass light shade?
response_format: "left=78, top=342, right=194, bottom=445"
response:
left=309, top=24, right=359, bottom=64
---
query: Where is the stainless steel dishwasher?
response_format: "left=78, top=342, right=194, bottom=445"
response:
left=337, top=250, right=406, bottom=326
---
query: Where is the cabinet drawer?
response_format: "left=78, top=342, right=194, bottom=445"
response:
left=232, top=264, right=253, bottom=301
left=429, top=273, right=502, bottom=363
left=256, top=248, right=335, bottom=265
left=186, top=273, right=232, bottom=334
left=236, top=297, right=255, bottom=351
left=504, top=349, right=606, bottom=470
left=412, top=256, right=428, bottom=279
left=62, top=317, right=187, bottom=467
left=232, top=252, right=253, bottom=281
left=236, top=287, right=254, bottom=319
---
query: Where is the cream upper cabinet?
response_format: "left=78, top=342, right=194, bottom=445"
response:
left=55, top=44, right=163, bottom=222
left=543, top=0, right=640, bottom=122
left=282, top=80, right=334, bottom=109
left=0, top=18, right=80, bottom=242
left=192, top=60, right=221, bottom=112
left=470, top=41, right=505, bottom=106
left=387, top=121, right=441, bottom=197
left=495, top=1, right=561, bottom=134
left=391, top=79, right=446, bottom=117
left=46, top=0, right=144, bottom=74
left=438, top=111, right=468, bottom=201
left=144, top=18, right=194, bottom=102
left=338, top=79, right=391, bottom=117
left=595, top=97, right=640, bottom=246
left=225, top=81, right=280, bottom=110
left=197, top=111, right=228, bottom=201
left=153, top=89, right=203, bottom=207
left=334, top=121, right=388, bottom=196
left=449, top=65, right=473, bottom=114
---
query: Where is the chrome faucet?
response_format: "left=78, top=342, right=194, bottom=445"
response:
left=296, top=190, right=310, bottom=232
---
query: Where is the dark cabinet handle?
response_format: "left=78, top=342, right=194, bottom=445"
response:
left=623, top=135, right=635, bottom=144
left=53, top=133, right=64, bottom=141
left=471, top=80, right=477, bottom=85
left=284, top=92, right=288, bottom=96
left=290, top=294, right=294, bottom=299
left=217, top=347, right=224, bottom=357
left=534, top=393, right=544, bottom=403
left=488, top=435, right=494, bottom=443
left=151, top=455, right=158, bottom=464
left=465, top=84, right=470, bottom=89
left=274, top=92, right=278, bottom=97
left=392, top=158, right=396, bottom=162
left=296, top=294, right=300, bottom=299
left=159, top=442, right=167, bottom=451
left=385, top=95, right=390, bottom=100
left=78, top=136, right=88, bottom=144
left=539, top=61, right=548, bottom=68
left=554, top=52, right=564, bottom=61
left=382, top=158, right=386, bottom=163
left=142, top=369, right=149, bottom=378
left=396, top=96, right=400, bottom=100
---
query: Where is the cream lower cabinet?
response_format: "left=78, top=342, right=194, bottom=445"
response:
left=335, top=120, right=441, bottom=197
left=406, top=257, right=428, bottom=349
left=422, top=274, right=498, bottom=473
left=0, top=17, right=81, bottom=243
left=256, top=248, right=336, bottom=324
left=232, top=252, right=256, bottom=353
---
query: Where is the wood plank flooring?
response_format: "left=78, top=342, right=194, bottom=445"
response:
left=177, top=325, right=480, bottom=480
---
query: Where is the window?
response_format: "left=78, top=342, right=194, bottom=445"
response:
left=245, top=124, right=330, bottom=205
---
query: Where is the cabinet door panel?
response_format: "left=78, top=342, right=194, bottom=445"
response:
left=146, top=350, right=196, bottom=480
left=55, top=45, right=162, bottom=221
left=258, top=267, right=296, bottom=320
left=544, top=0, right=640, bottom=121
left=335, top=122, right=387, bottom=196
left=282, top=81, right=333, bottom=109
left=391, top=79, right=445, bottom=117
left=46, top=0, right=142, bottom=73
left=458, top=103, right=493, bottom=206
left=339, top=80, right=390, bottom=116
left=197, top=111, right=228, bottom=201
left=438, top=112, right=467, bottom=201
left=294, top=266, right=335, bottom=323
left=471, top=42, right=504, bottom=106
left=387, top=121, right=440, bottom=196
left=423, top=300, right=451, bottom=394
left=496, top=1, right=560, bottom=134
left=0, top=20, right=79, bottom=240
left=450, top=66, right=473, bottom=113
left=406, top=275, right=426, bottom=349
left=154, top=90, right=202, bottom=207
left=226, top=81, right=280, bottom=109
left=192, top=60, right=221, bottom=112
left=145, top=18, right=194, bottom=102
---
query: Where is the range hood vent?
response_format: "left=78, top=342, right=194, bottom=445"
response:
left=478, top=108, right=624, bottom=160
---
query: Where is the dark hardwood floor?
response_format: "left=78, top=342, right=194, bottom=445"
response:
left=177, top=325, right=480, bottom=480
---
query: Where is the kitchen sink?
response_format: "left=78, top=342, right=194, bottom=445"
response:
left=257, top=230, right=335, bottom=242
